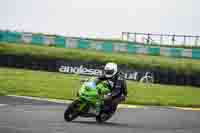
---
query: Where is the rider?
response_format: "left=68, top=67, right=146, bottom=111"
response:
left=95, top=62, right=127, bottom=114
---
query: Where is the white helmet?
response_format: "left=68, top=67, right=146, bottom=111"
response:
left=104, top=62, right=118, bottom=78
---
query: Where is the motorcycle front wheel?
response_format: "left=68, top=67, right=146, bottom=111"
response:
left=64, top=100, right=82, bottom=122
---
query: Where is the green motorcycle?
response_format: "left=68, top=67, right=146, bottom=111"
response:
left=64, top=77, right=117, bottom=123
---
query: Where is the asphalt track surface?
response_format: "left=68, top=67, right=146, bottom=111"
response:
left=0, top=96, right=200, bottom=133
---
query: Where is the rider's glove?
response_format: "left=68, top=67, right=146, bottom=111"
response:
left=104, top=93, right=112, bottom=101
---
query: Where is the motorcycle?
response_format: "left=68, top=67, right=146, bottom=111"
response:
left=64, top=77, right=117, bottom=123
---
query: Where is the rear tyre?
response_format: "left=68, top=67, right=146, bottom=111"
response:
left=96, top=102, right=117, bottom=123
left=96, top=112, right=113, bottom=123
left=64, top=100, right=81, bottom=122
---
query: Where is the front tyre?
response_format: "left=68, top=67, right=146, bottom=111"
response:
left=64, top=100, right=81, bottom=122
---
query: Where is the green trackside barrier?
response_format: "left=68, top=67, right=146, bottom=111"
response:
left=31, top=34, right=44, bottom=45
left=78, top=39, right=90, bottom=49
left=54, top=36, right=66, bottom=48
left=7, top=32, right=22, bottom=43
left=0, top=31, right=22, bottom=43
left=170, top=48, right=183, bottom=57
left=0, top=31, right=5, bottom=42
left=192, top=49, right=200, bottom=59
left=148, top=47, right=160, bottom=56
left=101, top=41, right=113, bottom=52
left=127, top=43, right=138, bottom=54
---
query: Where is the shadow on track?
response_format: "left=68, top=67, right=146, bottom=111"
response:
left=71, top=120, right=198, bottom=130
left=71, top=120, right=144, bottom=129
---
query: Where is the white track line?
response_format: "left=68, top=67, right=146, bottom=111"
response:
left=0, top=104, right=7, bottom=107
left=7, top=95, right=71, bottom=104
left=7, top=95, right=200, bottom=111
left=7, top=95, right=144, bottom=109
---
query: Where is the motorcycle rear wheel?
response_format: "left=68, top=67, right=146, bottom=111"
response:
left=96, top=103, right=117, bottom=123
left=96, top=112, right=113, bottom=123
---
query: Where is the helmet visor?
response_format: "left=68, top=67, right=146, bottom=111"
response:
left=105, top=69, right=114, bottom=75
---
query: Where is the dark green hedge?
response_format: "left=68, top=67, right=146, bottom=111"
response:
left=0, top=42, right=200, bottom=75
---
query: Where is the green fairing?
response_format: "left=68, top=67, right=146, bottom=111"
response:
left=77, top=78, right=111, bottom=111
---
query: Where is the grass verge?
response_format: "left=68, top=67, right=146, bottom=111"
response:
left=0, top=67, right=200, bottom=107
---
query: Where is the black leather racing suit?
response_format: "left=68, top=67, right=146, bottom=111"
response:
left=95, top=71, right=127, bottom=111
